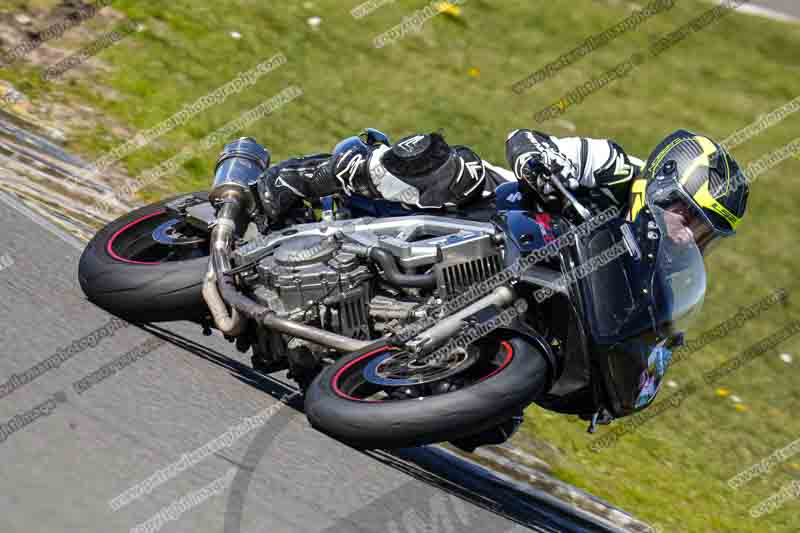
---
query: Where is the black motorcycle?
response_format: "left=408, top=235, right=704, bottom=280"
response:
left=79, top=137, right=704, bottom=449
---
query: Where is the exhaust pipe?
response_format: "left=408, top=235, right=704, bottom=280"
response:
left=203, top=138, right=372, bottom=353
left=204, top=199, right=247, bottom=336
left=204, top=138, right=270, bottom=336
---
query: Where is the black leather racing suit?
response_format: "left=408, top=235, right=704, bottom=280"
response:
left=259, top=132, right=509, bottom=219
left=260, top=129, right=643, bottom=220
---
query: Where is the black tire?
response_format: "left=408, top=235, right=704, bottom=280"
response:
left=78, top=193, right=211, bottom=323
left=304, top=335, right=550, bottom=449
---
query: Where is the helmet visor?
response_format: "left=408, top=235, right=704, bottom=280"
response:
left=646, top=181, right=729, bottom=254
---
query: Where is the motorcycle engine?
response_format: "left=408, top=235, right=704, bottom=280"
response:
left=252, top=235, right=373, bottom=339
left=234, top=215, right=505, bottom=342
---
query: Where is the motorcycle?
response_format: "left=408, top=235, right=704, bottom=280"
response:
left=79, top=136, right=704, bottom=449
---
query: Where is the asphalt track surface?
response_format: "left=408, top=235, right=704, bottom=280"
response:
left=754, top=0, right=800, bottom=20
left=0, top=192, right=644, bottom=533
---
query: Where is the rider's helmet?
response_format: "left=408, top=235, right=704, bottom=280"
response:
left=629, top=130, right=749, bottom=254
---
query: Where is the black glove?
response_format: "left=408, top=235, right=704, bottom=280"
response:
left=518, top=148, right=579, bottom=199
left=507, top=129, right=579, bottom=200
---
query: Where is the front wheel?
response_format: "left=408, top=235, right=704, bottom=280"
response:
left=304, top=335, right=550, bottom=449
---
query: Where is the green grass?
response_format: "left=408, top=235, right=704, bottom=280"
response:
left=2, top=1, right=800, bottom=531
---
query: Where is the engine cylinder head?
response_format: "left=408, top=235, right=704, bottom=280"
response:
left=274, top=236, right=338, bottom=267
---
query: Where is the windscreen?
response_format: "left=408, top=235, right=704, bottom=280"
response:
left=583, top=204, right=706, bottom=343
left=650, top=204, right=706, bottom=335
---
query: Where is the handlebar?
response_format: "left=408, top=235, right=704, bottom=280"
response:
left=547, top=175, right=593, bottom=220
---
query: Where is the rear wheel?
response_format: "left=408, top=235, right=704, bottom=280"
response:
left=78, top=193, right=211, bottom=323
left=304, top=334, right=550, bottom=449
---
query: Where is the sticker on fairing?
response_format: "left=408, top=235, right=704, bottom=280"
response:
left=634, top=343, right=673, bottom=409
left=534, top=213, right=556, bottom=242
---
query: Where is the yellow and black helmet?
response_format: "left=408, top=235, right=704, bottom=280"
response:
left=628, top=130, right=749, bottom=254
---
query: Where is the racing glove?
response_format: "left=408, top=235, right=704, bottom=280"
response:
left=506, top=129, right=579, bottom=200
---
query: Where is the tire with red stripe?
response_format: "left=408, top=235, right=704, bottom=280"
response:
left=78, top=194, right=211, bottom=323
left=304, top=335, right=550, bottom=449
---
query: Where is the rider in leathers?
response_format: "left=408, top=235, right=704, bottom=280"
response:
left=256, top=127, right=747, bottom=451
left=260, top=129, right=643, bottom=220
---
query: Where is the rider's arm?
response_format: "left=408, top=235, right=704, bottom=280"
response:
left=505, top=129, right=644, bottom=206
left=260, top=129, right=394, bottom=219
left=262, top=130, right=496, bottom=219
left=321, top=133, right=488, bottom=208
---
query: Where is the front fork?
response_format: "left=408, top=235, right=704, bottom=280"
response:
left=403, top=286, right=518, bottom=355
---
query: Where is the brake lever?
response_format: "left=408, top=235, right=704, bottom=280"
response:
left=548, top=175, right=592, bottom=220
